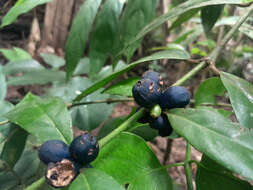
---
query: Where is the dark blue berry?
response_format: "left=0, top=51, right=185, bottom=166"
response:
left=132, top=78, right=162, bottom=108
left=136, top=107, right=152, bottom=124
left=69, top=133, right=99, bottom=165
left=38, top=140, right=71, bottom=165
left=142, top=71, right=163, bottom=86
left=149, top=113, right=173, bottom=137
left=159, top=86, right=190, bottom=109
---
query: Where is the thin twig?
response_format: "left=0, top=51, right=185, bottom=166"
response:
left=67, top=98, right=134, bottom=109
left=235, top=1, right=253, bottom=7
left=0, top=120, right=9, bottom=126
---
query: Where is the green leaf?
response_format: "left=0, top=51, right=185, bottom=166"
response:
left=104, top=77, right=139, bottom=97
left=93, top=133, right=172, bottom=189
left=65, top=0, right=102, bottom=79
left=221, top=72, right=253, bottom=129
left=0, top=47, right=31, bottom=61
left=71, top=90, right=114, bottom=131
left=120, top=0, right=158, bottom=61
left=47, top=77, right=113, bottom=131
left=98, top=117, right=127, bottom=139
left=169, top=8, right=200, bottom=31
left=201, top=5, right=224, bottom=34
left=5, top=93, right=73, bottom=144
left=74, top=49, right=190, bottom=101
left=47, top=77, right=92, bottom=102
left=69, top=168, right=125, bottom=190
left=0, top=101, right=14, bottom=144
left=40, top=53, right=65, bottom=69
left=197, top=106, right=233, bottom=118
left=1, top=126, right=28, bottom=168
left=73, top=58, right=90, bottom=76
left=89, top=0, right=125, bottom=76
left=194, top=77, right=226, bottom=107
left=0, top=150, right=40, bottom=190
left=133, top=0, right=244, bottom=44
left=0, top=65, right=7, bottom=100
left=130, top=123, right=158, bottom=141
left=91, top=61, right=127, bottom=82
left=196, top=155, right=253, bottom=190
left=7, top=70, right=65, bottom=86
left=167, top=108, right=253, bottom=180
left=239, top=23, right=253, bottom=40
left=1, top=0, right=51, bottom=28
left=191, top=47, right=207, bottom=57
left=3, top=59, right=44, bottom=75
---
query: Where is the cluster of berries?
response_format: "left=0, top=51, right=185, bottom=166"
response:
left=132, top=71, right=190, bottom=137
left=38, top=132, right=99, bottom=188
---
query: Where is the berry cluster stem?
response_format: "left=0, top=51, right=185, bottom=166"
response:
left=99, top=108, right=145, bottom=148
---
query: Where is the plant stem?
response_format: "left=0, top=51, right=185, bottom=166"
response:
left=99, top=108, right=145, bottom=148
left=0, top=120, right=9, bottom=126
left=173, top=4, right=253, bottom=86
left=67, top=98, right=134, bottom=109
left=25, top=178, right=45, bottom=190
left=184, top=142, right=193, bottom=190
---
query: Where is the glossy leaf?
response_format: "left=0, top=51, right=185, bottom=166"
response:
left=167, top=108, right=253, bottom=180
left=73, top=58, right=90, bottom=76
left=239, top=23, right=253, bottom=40
left=5, top=93, right=73, bottom=144
left=40, top=53, right=65, bottom=68
left=133, top=0, right=244, bottom=44
left=71, top=90, right=114, bottom=131
left=0, top=65, right=6, bottom=100
left=120, top=0, right=158, bottom=60
left=91, top=61, right=127, bottom=82
left=7, top=70, right=65, bottom=86
left=89, top=0, right=125, bottom=75
left=194, top=77, right=226, bottom=107
left=65, top=0, right=102, bottom=79
left=197, top=106, right=233, bottom=118
left=2, top=59, right=44, bottom=75
left=1, top=0, right=51, bottom=28
left=196, top=155, right=253, bottom=190
left=0, top=47, right=31, bottom=61
left=47, top=77, right=92, bottom=102
left=70, top=168, right=125, bottom=190
left=201, top=5, right=224, bottom=34
left=169, top=8, right=200, bottom=31
left=98, top=117, right=127, bottom=139
left=74, top=49, right=190, bottom=101
left=130, top=123, right=158, bottom=141
left=221, top=72, right=253, bottom=128
left=47, top=77, right=113, bottom=131
left=104, top=77, right=139, bottom=97
left=0, top=101, right=14, bottom=144
left=1, top=126, right=28, bottom=168
left=93, top=133, right=172, bottom=189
